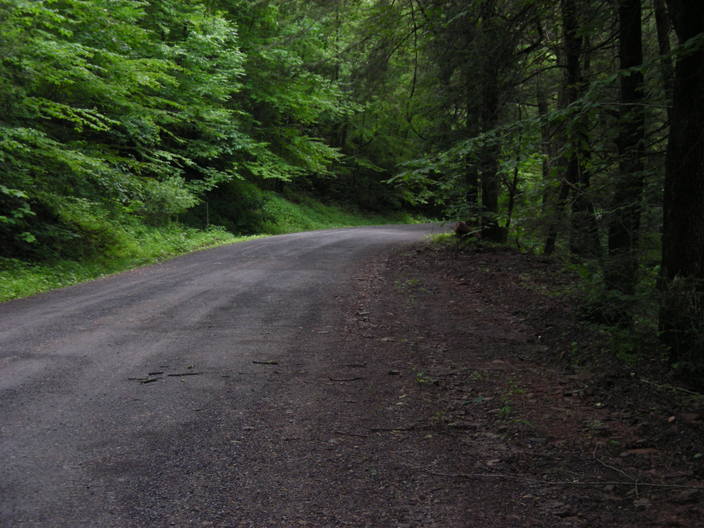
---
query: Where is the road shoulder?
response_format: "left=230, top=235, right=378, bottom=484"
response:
left=221, top=242, right=704, bottom=527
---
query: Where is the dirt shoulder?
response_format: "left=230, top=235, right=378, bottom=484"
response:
left=231, top=241, right=704, bottom=527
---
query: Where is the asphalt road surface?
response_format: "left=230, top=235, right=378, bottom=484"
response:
left=0, top=224, right=441, bottom=527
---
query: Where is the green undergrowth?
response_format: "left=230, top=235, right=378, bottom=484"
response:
left=260, top=192, right=417, bottom=234
left=430, top=230, right=505, bottom=251
left=0, top=192, right=417, bottom=302
left=430, top=232, right=461, bottom=245
left=0, top=225, right=249, bottom=302
left=430, top=230, right=676, bottom=384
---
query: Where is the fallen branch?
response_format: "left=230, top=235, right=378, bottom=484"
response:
left=593, top=447, right=638, bottom=484
left=252, top=360, right=279, bottom=365
left=329, top=377, right=364, bottom=382
left=593, top=446, right=644, bottom=497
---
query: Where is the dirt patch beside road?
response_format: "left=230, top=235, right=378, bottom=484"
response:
left=232, top=241, right=704, bottom=527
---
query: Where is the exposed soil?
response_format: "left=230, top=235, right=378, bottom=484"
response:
left=233, top=240, right=704, bottom=527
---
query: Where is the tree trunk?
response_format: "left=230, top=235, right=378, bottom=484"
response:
left=543, top=71, right=571, bottom=256
left=660, top=0, right=704, bottom=369
left=478, top=80, right=502, bottom=240
left=605, top=0, right=646, bottom=305
left=505, top=162, right=520, bottom=234
left=561, top=0, right=602, bottom=260
left=653, top=0, right=675, bottom=121
left=464, top=157, right=479, bottom=221
left=543, top=182, right=569, bottom=255
left=476, top=0, right=506, bottom=242
left=465, top=76, right=480, bottom=222
left=537, top=74, right=552, bottom=214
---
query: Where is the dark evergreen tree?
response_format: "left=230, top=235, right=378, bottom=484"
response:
left=605, top=0, right=647, bottom=313
left=660, top=0, right=704, bottom=370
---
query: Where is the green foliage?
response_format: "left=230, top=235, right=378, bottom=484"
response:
left=259, top=192, right=415, bottom=235
left=6, top=0, right=694, bottom=392
left=2, top=0, right=401, bottom=260
left=215, top=0, right=349, bottom=182
left=0, top=224, right=243, bottom=302
left=185, top=179, right=273, bottom=235
left=0, top=0, right=427, bottom=303
left=0, top=190, right=413, bottom=302
left=136, top=177, right=199, bottom=225
left=0, top=0, right=250, bottom=257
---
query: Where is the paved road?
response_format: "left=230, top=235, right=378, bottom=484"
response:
left=0, top=224, right=441, bottom=527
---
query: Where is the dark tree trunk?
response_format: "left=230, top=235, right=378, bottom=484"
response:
left=479, top=140, right=503, bottom=241
left=537, top=75, right=552, bottom=214
left=505, top=162, right=520, bottom=234
left=505, top=107, right=523, bottom=235
left=479, top=81, right=503, bottom=241
left=464, top=157, right=479, bottom=220
left=476, top=0, right=505, bottom=242
left=543, top=72, right=571, bottom=256
left=660, top=0, right=704, bottom=368
left=465, top=80, right=480, bottom=222
left=653, top=0, right=675, bottom=120
left=605, top=0, right=646, bottom=303
left=543, top=180, right=570, bottom=255
left=561, top=0, right=602, bottom=260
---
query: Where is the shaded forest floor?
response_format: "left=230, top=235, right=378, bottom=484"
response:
left=227, top=238, right=704, bottom=527
left=324, top=241, right=704, bottom=526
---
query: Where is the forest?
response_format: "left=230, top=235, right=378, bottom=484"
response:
left=0, top=0, right=703, bottom=384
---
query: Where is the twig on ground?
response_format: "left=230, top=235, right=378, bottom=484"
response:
left=639, top=377, right=704, bottom=398
left=329, top=377, right=364, bottom=382
left=593, top=446, right=641, bottom=497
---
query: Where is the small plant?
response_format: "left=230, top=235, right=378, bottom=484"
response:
left=430, top=410, right=448, bottom=425
left=396, top=277, right=424, bottom=291
left=415, top=371, right=436, bottom=385
left=586, top=419, right=605, bottom=432
left=498, top=405, right=513, bottom=418
left=468, top=369, right=487, bottom=382
left=505, top=378, right=525, bottom=396
left=495, top=379, right=525, bottom=421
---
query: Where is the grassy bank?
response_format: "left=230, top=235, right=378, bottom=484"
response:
left=0, top=225, right=248, bottom=302
left=0, top=193, right=418, bottom=302
left=261, top=192, right=417, bottom=234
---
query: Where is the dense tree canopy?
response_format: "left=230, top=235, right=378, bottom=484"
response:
left=1, top=0, right=703, bottom=381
